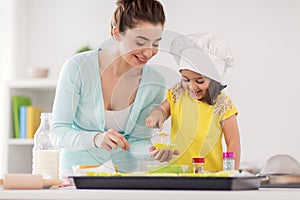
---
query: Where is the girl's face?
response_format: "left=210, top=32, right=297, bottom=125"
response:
left=181, top=69, right=211, bottom=101
left=116, top=22, right=163, bottom=67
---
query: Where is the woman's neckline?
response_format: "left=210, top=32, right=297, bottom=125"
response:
left=105, top=103, right=133, bottom=112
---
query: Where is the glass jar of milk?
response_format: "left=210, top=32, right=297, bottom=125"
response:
left=32, top=113, right=60, bottom=180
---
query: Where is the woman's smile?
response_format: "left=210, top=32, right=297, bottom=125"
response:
left=134, top=54, right=148, bottom=65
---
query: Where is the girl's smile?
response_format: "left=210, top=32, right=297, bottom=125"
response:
left=180, top=69, right=211, bottom=101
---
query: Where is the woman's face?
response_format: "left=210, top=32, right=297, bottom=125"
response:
left=181, top=69, right=211, bottom=101
left=116, top=22, right=163, bottom=67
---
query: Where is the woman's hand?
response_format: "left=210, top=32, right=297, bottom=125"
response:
left=94, top=128, right=130, bottom=151
left=149, top=146, right=180, bottom=162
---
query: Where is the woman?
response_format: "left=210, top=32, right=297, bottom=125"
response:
left=52, top=0, right=177, bottom=177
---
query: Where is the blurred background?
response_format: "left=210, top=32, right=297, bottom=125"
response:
left=1, top=0, right=300, bottom=173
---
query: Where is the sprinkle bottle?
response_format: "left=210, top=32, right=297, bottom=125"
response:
left=192, top=157, right=205, bottom=173
left=222, top=152, right=235, bottom=171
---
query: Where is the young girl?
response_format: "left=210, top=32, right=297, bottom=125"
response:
left=146, top=33, right=241, bottom=172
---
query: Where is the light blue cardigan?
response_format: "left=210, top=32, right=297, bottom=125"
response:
left=52, top=49, right=166, bottom=174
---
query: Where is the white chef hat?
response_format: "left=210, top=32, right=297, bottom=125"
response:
left=170, top=33, right=234, bottom=83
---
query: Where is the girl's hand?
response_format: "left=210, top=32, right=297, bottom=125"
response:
left=94, top=128, right=130, bottom=151
left=149, top=146, right=180, bottom=162
left=145, top=108, right=166, bottom=129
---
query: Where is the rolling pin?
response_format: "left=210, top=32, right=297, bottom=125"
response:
left=0, top=174, right=61, bottom=189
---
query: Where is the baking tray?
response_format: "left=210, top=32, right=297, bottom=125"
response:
left=71, top=176, right=261, bottom=190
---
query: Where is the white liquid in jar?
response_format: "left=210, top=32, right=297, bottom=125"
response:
left=32, top=150, right=60, bottom=180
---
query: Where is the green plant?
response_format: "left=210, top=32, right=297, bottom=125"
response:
left=76, top=45, right=92, bottom=53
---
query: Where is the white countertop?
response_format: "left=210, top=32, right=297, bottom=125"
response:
left=0, top=187, right=300, bottom=200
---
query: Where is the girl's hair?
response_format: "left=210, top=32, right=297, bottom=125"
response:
left=111, top=0, right=165, bottom=35
left=203, top=79, right=227, bottom=105
left=171, top=80, right=227, bottom=105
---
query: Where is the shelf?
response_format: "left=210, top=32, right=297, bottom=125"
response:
left=7, top=78, right=57, bottom=89
left=2, top=79, right=57, bottom=174
left=8, top=138, right=34, bottom=145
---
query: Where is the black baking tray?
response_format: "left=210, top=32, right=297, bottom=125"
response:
left=71, top=176, right=261, bottom=190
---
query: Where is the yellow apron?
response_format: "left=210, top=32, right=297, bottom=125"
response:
left=167, top=90, right=237, bottom=172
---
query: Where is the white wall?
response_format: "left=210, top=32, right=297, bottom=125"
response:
left=25, top=0, right=116, bottom=78
left=1, top=0, right=300, bottom=171
left=0, top=0, right=17, bottom=175
left=162, top=0, right=300, bottom=169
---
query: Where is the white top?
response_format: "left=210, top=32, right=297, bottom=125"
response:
left=104, top=104, right=133, bottom=132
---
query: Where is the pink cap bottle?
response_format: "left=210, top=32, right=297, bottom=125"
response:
left=222, top=152, right=235, bottom=171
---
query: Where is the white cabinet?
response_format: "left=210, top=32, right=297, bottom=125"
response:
left=2, top=79, right=57, bottom=174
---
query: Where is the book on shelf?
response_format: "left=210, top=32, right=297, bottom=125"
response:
left=12, top=96, right=44, bottom=139
left=26, top=106, right=43, bottom=139
left=12, top=96, right=31, bottom=138
left=19, top=106, right=27, bottom=139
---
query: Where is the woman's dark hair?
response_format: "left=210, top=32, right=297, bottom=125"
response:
left=111, top=0, right=165, bottom=35
left=203, top=79, right=227, bottom=105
